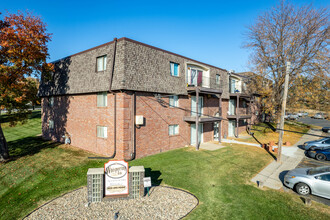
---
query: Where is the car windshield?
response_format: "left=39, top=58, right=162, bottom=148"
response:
left=307, top=166, right=330, bottom=175
left=317, top=138, right=329, bottom=142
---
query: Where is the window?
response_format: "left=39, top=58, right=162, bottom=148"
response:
left=97, top=92, right=107, bottom=107
left=169, top=125, right=179, bottom=136
left=170, top=62, right=179, bottom=76
left=216, top=74, right=220, bottom=85
left=97, top=55, right=107, bottom=72
left=316, top=174, right=330, bottom=181
left=49, top=119, right=54, bottom=130
left=97, top=126, right=107, bottom=138
left=169, top=95, right=179, bottom=107
left=49, top=96, right=54, bottom=107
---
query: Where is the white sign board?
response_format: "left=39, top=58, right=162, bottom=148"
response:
left=143, top=177, right=152, bottom=188
left=104, top=160, right=129, bottom=196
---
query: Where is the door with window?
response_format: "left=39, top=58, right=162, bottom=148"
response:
left=191, top=96, right=203, bottom=116
left=191, top=124, right=203, bottom=145
left=229, top=99, right=236, bottom=115
left=214, top=122, right=219, bottom=141
left=228, top=120, right=236, bottom=137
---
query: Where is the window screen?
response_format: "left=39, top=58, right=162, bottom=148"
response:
left=169, top=95, right=179, bottom=107
left=169, top=125, right=179, bottom=135
left=97, top=126, right=107, bottom=138
left=97, top=55, right=107, bottom=71
left=97, top=92, right=107, bottom=107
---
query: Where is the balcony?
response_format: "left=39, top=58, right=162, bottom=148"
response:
left=186, top=76, right=223, bottom=95
left=227, top=114, right=252, bottom=119
left=183, top=115, right=223, bottom=123
left=183, top=103, right=223, bottom=123
left=227, top=104, right=252, bottom=119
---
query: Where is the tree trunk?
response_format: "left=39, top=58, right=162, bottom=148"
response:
left=0, top=123, right=9, bottom=161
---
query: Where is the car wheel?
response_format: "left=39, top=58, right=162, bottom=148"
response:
left=295, top=183, right=310, bottom=195
left=316, top=153, right=326, bottom=161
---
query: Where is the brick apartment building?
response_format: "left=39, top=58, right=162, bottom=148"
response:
left=38, top=37, right=260, bottom=160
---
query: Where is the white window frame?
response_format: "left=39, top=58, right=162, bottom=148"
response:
left=169, top=124, right=179, bottom=136
left=216, top=74, right=220, bottom=85
left=48, top=119, right=54, bottom=130
left=169, top=95, right=179, bottom=107
left=97, top=92, right=107, bottom=107
left=170, top=62, right=179, bottom=77
left=97, top=55, right=107, bottom=72
left=97, top=126, right=107, bottom=138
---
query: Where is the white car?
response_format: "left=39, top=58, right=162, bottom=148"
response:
left=313, top=113, right=325, bottom=119
left=289, top=114, right=299, bottom=120
left=284, top=166, right=330, bottom=199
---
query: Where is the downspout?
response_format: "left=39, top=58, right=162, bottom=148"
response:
left=125, top=92, right=136, bottom=161
left=89, top=38, right=118, bottom=160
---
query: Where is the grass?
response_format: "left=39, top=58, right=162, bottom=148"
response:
left=0, top=112, right=329, bottom=219
left=131, top=146, right=330, bottom=219
left=0, top=111, right=107, bottom=219
left=234, top=121, right=310, bottom=145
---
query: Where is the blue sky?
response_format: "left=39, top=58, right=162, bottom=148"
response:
left=0, top=0, right=326, bottom=72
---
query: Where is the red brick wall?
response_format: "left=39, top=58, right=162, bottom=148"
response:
left=135, top=92, right=190, bottom=158
left=43, top=91, right=258, bottom=160
left=42, top=93, right=116, bottom=157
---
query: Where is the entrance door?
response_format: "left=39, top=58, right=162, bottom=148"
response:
left=229, top=99, right=236, bottom=115
left=191, top=96, right=203, bottom=116
left=214, top=122, right=219, bottom=141
left=228, top=120, right=236, bottom=137
left=191, top=124, right=203, bottom=145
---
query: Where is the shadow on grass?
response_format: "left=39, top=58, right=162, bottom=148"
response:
left=145, top=168, right=162, bottom=186
left=7, top=136, right=60, bottom=161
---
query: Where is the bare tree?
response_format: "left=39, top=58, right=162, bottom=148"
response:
left=244, top=1, right=329, bottom=121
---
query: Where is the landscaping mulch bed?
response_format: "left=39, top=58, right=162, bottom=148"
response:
left=25, top=186, right=198, bottom=220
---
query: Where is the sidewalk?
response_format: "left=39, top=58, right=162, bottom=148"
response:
left=250, top=129, right=322, bottom=190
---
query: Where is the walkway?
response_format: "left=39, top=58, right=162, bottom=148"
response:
left=199, top=142, right=226, bottom=151
left=250, top=129, right=322, bottom=190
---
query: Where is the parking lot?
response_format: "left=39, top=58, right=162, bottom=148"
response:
left=283, top=127, right=330, bottom=206
left=297, top=117, right=330, bottom=129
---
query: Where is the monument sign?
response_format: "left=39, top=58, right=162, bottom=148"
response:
left=104, top=160, right=129, bottom=196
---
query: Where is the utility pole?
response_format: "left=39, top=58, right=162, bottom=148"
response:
left=277, top=62, right=290, bottom=163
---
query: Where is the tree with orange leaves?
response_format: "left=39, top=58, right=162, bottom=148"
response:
left=0, top=11, right=53, bottom=161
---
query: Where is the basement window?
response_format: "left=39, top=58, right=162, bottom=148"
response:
left=97, top=55, right=107, bottom=72
left=97, top=92, right=107, bottom=107
left=97, top=126, right=107, bottom=138
left=169, top=124, right=179, bottom=136
left=169, top=95, right=179, bottom=107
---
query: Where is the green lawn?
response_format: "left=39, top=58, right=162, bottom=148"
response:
left=0, top=112, right=329, bottom=219
left=235, top=122, right=310, bottom=146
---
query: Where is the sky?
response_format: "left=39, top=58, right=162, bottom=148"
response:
left=0, top=0, right=327, bottom=72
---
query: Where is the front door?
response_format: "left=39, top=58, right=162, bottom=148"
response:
left=228, top=120, right=236, bottom=137
left=214, top=122, right=219, bottom=141
left=229, top=99, right=236, bottom=115
left=191, top=96, right=203, bottom=116
left=191, top=123, right=203, bottom=145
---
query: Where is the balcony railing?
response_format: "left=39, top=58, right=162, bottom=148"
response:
left=187, top=76, right=222, bottom=90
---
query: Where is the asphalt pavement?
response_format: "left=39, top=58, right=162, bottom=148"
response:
left=297, top=117, right=330, bottom=128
